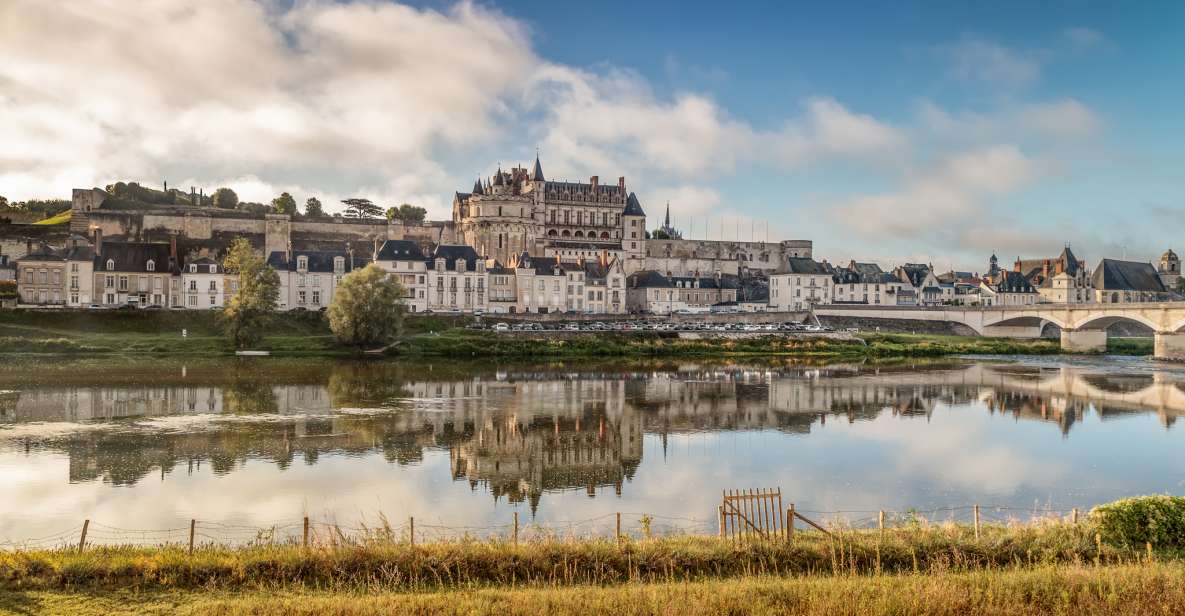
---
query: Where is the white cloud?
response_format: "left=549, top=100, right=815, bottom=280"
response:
left=832, top=145, right=1040, bottom=237
left=944, top=39, right=1044, bottom=87
left=0, top=0, right=533, bottom=210
left=918, top=98, right=1101, bottom=141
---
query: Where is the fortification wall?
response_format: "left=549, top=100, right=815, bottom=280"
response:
left=644, top=238, right=812, bottom=273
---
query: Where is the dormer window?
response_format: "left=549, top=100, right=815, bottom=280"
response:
left=456, top=258, right=466, bottom=273
left=106, top=259, right=114, bottom=271
left=189, top=264, right=197, bottom=273
left=435, top=258, right=445, bottom=272
left=333, top=256, right=345, bottom=274
left=297, top=256, right=308, bottom=272
left=209, top=265, right=217, bottom=274
left=146, top=260, right=155, bottom=272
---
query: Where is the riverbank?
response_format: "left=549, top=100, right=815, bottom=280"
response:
left=0, top=309, right=1154, bottom=358
left=1, top=519, right=1182, bottom=615
left=4, top=563, right=1182, bottom=615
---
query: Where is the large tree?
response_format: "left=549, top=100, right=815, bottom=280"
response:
left=212, top=187, right=239, bottom=210
left=387, top=203, right=427, bottom=225
left=304, top=197, right=324, bottom=218
left=327, top=264, right=406, bottom=349
left=341, top=198, right=383, bottom=219
left=221, top=238, right=280, bottom=350
left=271, top=192, right=297, bottom=215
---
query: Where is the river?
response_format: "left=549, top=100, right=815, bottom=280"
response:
left=0, top=355, right=1183, bottom=545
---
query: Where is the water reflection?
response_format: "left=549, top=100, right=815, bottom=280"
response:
left=0, top=357, right=1183, bottom=537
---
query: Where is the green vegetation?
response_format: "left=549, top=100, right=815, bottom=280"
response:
left=212, top=187, right=239, bottom=210
left=859, top=332, right=1062, bottom=357
left=271, top=192, right=297, bottom=215
left=4, top=564, right=1183, bottom=615
left=386, top=203, right=428, bottom=225
left=3, top=508, right=1185, bottom=615
left=1107, top=336, right=1154, bottom=355
left=1092, top=496, right=1185, bottom=548
left=31, top=209, right=72, bottom=225
left=221, top=238, right=280, bottom=350
left=304, top=197, right=324, bottom=218
left=341, top=197, right=383, bottom=219
left=327, top=264, right=405, bottom=348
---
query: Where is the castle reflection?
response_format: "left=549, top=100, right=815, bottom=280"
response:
left=1, top=358, right=1181, bottom=503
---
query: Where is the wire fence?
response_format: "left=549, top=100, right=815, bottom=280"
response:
left=0, top=504, right=1090, bottom=551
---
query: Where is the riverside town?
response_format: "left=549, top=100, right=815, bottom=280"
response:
left=2, top=1, right=1184, bottom=614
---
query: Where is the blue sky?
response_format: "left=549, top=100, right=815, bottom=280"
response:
left=2, top=0, right=1182, bottom=270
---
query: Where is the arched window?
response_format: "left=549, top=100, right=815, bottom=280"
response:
left=600, top=231, right=610, bottom=239
left=106, top=259, right=114, bottom=271
left=547, top=229, right=558, bottom=237
left=561, top=230, right=571, bottom=237
left=574, top=230, right=584, bottom=238
left=146, top=260, right=155, bottom=272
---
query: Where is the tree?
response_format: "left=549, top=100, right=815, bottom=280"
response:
left=305, top=197, right=324, bottom=218
left=341, top=198, right=383, bottom=219
left=221, top=238, right=280, bottom=350
left=271, top=192, right=297, bottom=215
left=213, top=187, right=239, bottom=210
left=0, top=196, right=8, bottom=209
left=388, top=203, right=427, bottom=225
left=651, top=229, right=671, bottom=240
left=327, top=264, right=406, bottom=349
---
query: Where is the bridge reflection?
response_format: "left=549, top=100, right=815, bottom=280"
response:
left=0, top=359, right=1179, bottom=503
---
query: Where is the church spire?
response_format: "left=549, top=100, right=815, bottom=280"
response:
left=664, top=201, right=671, bottom=227
left=472, top=177, right=484, bottom=195
left=531, top=152, right=545, bottom=182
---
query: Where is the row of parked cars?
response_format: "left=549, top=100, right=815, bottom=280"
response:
left=477, top=321, right=836, bottom=333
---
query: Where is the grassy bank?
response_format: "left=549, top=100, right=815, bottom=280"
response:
left=4, top=563, right=1184, bottom=615
left=390, top=329, right=1066, bottom=359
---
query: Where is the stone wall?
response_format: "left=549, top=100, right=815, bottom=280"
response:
left=816, top=315, right=979, bottom=336
left=643, top=238, right=812, bottom=276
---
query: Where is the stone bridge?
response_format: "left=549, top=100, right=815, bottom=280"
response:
left=815, top=303, right=1185, bottom=359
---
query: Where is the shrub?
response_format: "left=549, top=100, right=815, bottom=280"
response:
left=1091, top=495, right=1185, bottom=547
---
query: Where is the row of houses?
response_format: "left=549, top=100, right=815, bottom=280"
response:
left=767, top=246, right=1178, bottom=311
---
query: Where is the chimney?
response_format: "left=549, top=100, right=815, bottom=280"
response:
left=26, top=239, right=32, bottom=256
left=169, top=235, right=178, bottom=270
left=1042, top=261, right=1050, bottom=278
left=92, top=227, right=103, bottom=257
left=589, top=175, right=599, bottom=191
left=618, top=176, right=625, bottom=190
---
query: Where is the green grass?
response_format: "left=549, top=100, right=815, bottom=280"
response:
left=1107, top=337, right=1154, bottom=355
left=4, top=563, right=1183, bottom=615
left=858, top=332, right=1063, bottom=357
left=30, top=210, right=72, bottom=225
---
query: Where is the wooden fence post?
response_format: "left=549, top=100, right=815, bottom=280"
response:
left=188, top=519, right=196, bottom=555
left=786, top=504, right=795, bottom=541
left=616, top=512, right=622, bottom=547
left=1072, top=508, right=1079, bottom=524
left=513, top=511, right=519, bottom=547
left=718, top=505, right=725, bottom=538
left=78, top=519, right=89, bottom=552
left=409, top=516, right=415, bottom=547
left=303, top=516, right=309, bottom=548
left=974, top=505, right=981, bottom=540
left=878, top=510, right=885, bottom=533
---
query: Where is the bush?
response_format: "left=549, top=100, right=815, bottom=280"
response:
left=1091, top=495, right=1185, bottom=547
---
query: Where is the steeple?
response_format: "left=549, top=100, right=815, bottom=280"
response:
left=531, top=153, right=545, bottom=182
left=664, top=201, right=671, bottom=227
left=493, top=167, right=504, bottom=187
left=472, top=178, right=484, bottom=195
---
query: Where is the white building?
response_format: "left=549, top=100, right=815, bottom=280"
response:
left=267, top=250, right=361, bottom=311
left=769, top=258, right=833, bottom=311
left=373, top=240, right=429, bottom=313
left=180, top=257, right=226, bottom=310
left=426, top=245, right=487, bottom=313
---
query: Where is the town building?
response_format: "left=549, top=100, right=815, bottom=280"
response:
left=978, top=271, right=1039, bottom=306
left=625, top=270, right=739, bottom=314
left=16, top=238, right=94, bottom=306
left=831, top=261, right=908, bottom=306
left=1090, top=259, right=1169, bottom=303
left=1011, top=247, right=1089, bottom=290
left=93, top=240, right=175, bottom=307
left=372, top=240, right=429, bottom=313
left=179, top=257, right=227, bottom=310
left=267, top=249, right=364, bottom=311
left=0, top=255, right=15, bottom=282
left=426, top=245, right=487, bottom=313
left=1158, top=249, right=1181, bottom=292
left=768, top=258, right=833, bottom=311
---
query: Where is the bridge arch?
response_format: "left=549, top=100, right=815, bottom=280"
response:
left=1074, top=314, right=1159, bottom=333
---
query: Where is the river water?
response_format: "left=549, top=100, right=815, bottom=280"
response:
left=1, top=355, right=1183, bottom=545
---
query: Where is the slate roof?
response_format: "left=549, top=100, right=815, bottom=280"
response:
left=96, top=242, right=173, bottom=273
left=532, top=156, right=545, bottom=182
left=668, top=274, right=740, bottom=290
left=985, top=271, right=1037, bottom=293
left=375, top=239, right=426, bottom=261
left=628, top=270, right=671, bottom=289
left=428, top=244, right=481, bottom=272
left=184, top=257, right=222, bottom=273
left=1090, top=259, right=1166, bottom=293
left=785, top=257, right=831, bottom=275
left=896, top=263, right=931, bottom=287
left=19, top=243, right=94, bottom=263
left=623, top=192, right=646, bottom=216
left=267, top=250, right=365, bottom=273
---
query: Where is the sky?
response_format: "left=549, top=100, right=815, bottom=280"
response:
left=1, top=0, right=1182, bottom=271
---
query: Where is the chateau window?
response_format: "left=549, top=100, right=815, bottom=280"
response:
left=189, top=264, right=197, bottom=273
left=209, top=265, right=216, bottom=274
left=333, top=256, right=345, bottom=274
left=189, top=280, right=197, bottom=292
left=106, top=259, right=115, bottom=271
left=297, top=256, right=308, bottom=272
left=146, top=260, right=155, bottom=272
left=208, top=281, right=217, bottom=292
left=70, top=263, right=78, bottom=273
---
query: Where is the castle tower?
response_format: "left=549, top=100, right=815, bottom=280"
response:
left=1159, top=249, right=1180, bottom=290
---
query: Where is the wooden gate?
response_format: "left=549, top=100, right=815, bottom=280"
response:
left=719, top=488, right=786, bottom=541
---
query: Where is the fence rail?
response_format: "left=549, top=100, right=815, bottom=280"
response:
left=0, top=504, right=1088, bottom=551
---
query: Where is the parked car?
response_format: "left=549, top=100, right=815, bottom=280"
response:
left=493, top=323, right=509, bottom=332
